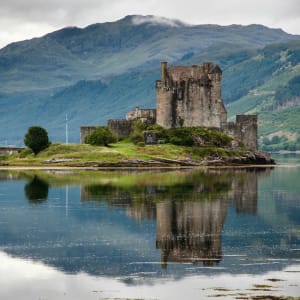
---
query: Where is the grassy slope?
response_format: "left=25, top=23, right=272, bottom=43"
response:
left=225, top=47, right=300, bottom=149
left=2, top=141, right=244, bottom=167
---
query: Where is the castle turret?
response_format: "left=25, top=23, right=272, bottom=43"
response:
left=156, top=62, right=175, bottom=128
left=156, top=80, right=175, bottom=128
left=161, top=61, right=168, bottom=84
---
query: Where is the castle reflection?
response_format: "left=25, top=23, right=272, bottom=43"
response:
left=156, top=199, right=225, bottom=267
left=81, top=168, right=271, bottom=268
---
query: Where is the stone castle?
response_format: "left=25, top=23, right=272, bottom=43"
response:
left=81, top=62, right=258, bottom=150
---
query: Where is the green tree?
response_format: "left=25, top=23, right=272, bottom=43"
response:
left=129, top=120, right=148, bottom=145
left=85, top=126, right=116, bottom=146
left=24, top=126, right=50, bottom=155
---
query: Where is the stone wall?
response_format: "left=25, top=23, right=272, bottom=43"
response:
left=107, top=119, right=133, bottom=139
left=0, top=147, right=24, bottom=156
left=156, top=62, right=227, bottom=129
left=80, top=126, right=97, bottom=144
left=235, top=115, right=258, bottom=151
left=224, top=115, right=258, bottom=151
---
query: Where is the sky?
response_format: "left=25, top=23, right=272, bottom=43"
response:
left=0, top=0, right=300, bottom=49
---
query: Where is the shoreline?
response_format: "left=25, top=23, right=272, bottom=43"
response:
left=0, top=163, right=279, bottom=171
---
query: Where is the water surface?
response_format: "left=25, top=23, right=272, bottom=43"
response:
left=0, top=155, right=299, bottom=299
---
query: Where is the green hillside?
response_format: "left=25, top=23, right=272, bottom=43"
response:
left=226, top=41, right=300, bottom=150
left=0, top=15, right=300, bottom=149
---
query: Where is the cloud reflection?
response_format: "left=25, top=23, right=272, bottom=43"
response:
left=0, top=251, right=299, bottom=299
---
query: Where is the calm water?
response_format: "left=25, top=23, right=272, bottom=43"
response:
left=0, top=154, right=299, bottom=299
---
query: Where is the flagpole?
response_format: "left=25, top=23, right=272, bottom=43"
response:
left=66, top=113, right=68, bottom=144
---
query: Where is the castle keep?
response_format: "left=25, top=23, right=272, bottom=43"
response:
left=156, top=62, right=227, bottom=129
left=81, top=62, right=258, bottom=150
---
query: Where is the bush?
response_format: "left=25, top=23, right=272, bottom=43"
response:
left=130, top=132, right=144, bottom=145
left=129, top=120, right=148, bottom=145
left=137, top=141, right=145, bottom=147
left=85, top=126, right=116, bottom=146
left=19, top=147, right=34, bottom=158
left=165, top=127, right=232, bottom=147
left=24, top=126, right=51, bottom=155
left=132, top=119, right=148, bottom=132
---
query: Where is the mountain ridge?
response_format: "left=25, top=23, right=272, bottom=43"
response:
left=0, top=15, right=300, bottom=149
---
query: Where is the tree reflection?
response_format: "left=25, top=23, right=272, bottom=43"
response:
left=24, top=175, right=49, bottom=203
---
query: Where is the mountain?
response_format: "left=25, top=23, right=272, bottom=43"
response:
left=0, top=15, right=300, bottom=149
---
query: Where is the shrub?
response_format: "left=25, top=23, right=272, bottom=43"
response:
left=129, top=120, right=148, bottom=145
left=165, top=127, right=232, bottom=147
left=85, top=126, right=116, bottom=146
left=24, top=126, right=51, bottom=155
left=137, top=141, right=145, bottom=147
left=130, top=132, right=144, bottom=145
left=19, top=147, right=34, bottom=158
left=132, top=119, right=148, bottom=132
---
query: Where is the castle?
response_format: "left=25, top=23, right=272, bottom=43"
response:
left=81, top=62, right=258, bottom=150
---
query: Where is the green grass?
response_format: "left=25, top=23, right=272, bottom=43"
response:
left=2, top=140, right=246, bottom=167
left=3, top=142, right=190, bottom=166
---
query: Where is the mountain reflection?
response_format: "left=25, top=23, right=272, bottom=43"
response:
left=81, top=168, right=270, bottom=268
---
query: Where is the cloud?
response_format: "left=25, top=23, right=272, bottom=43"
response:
left=131, top=15, right=187, bottom=27
left=0, top=0, right=300, bottom=48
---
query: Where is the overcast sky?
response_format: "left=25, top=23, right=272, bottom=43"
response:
left=0, top=0, right=300, bottom=49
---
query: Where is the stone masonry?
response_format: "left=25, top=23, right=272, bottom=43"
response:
left=156, top=62, right=227, bottom=129
left=80, top=126, right=97, bottom=144
left=107, top=119, right=133, bottom=139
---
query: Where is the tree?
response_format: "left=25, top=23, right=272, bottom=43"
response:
left=85, top=126, right=116, bottom=146
left=24, top=126, right=50, bottom=155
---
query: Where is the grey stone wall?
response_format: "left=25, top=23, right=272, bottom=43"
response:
left=0, top=147, right=24, bottom=155
left=223, top=115, right=258, bottom=151
left=235, top=115, right=258, bottom=151
left=107, top=119, right=133, bottom=139
left=80, top=126, right=96, bottom=144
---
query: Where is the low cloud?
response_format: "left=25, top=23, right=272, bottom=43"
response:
left=131, top=15, right=187, bottom=27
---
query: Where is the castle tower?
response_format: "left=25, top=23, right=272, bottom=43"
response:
left=156, top=62, right=227, bottom=129
left=156, top=62, right=175, bottom=128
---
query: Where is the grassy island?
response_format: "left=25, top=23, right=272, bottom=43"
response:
left=0, top=142, right=274, bottom=168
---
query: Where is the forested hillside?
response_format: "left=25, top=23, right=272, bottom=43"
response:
left=0, top=15, right=299, bottom=149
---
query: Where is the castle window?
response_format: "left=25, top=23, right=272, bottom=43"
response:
left=178, top=88, right=183, bottom=99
